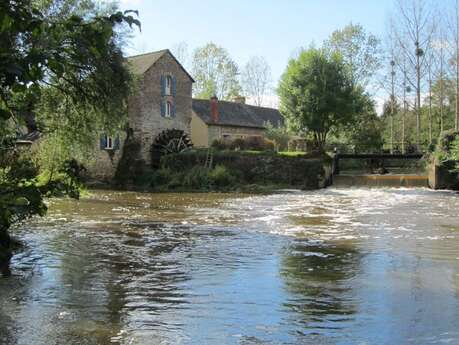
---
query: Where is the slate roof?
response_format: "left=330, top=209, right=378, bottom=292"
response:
left=250, top=105, right=284, bottom=128
left=192, top=99, right=284, bottom=129
left=126, top=49, right=194, bottom=81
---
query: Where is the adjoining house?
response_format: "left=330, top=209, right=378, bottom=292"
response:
left=191, top=96, right=283, bottom=148
left=87, top=49, right=284, bottom=181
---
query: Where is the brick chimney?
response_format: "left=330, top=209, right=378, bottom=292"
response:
left=233, top=96, right=246, bottom=104
left=210, top=95, right=219, bottom=123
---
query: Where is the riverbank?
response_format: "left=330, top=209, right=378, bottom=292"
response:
left=110, top=150, right=333, bottom=193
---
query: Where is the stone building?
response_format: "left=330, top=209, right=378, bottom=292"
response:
left=191, top=96, right=283, bottom=148
left=87, top=49, right=194, bottom=180
left=87, top=49, right=283, bottom=181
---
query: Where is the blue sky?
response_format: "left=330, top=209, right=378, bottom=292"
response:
left=119, top=0, right=394, bottom=96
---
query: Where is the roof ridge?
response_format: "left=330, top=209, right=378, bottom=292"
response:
left=126, top=49, right=169, bottom=59
left=192, top=98, right=278, bottom=111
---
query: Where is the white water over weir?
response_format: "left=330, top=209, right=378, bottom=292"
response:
left=333, top=174, right=429, bottom=187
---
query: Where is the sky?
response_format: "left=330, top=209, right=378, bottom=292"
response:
left=118, top=0, right=396, bottom=107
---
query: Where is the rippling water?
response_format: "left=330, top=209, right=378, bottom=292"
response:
left=1, top=188, right=459, bottom=345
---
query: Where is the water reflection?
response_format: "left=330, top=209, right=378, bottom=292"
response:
left=281, top=240, right=360, bottom=332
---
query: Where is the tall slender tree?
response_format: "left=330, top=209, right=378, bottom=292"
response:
left=391, top=0, right=435, bottom=150
left=241, top=56, right=273, bottom=106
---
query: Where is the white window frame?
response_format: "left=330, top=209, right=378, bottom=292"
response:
left=105, top=135, right=114, bottom=150
left=165, top=75, right=172, bottom=95
left=165, top=101, right=172, bottom=118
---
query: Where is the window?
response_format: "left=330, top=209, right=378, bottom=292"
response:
left=165, top=101, right=172, bottom=117
left=105, top=135, right=114, bottom=149
left=165, top=76, right=172, bottom=95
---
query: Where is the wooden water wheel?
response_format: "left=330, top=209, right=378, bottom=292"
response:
left=151, top=129, right=193, bottom=167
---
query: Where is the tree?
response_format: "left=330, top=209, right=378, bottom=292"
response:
left=241, top=56, right=272, bottom=106
left=341, top=93, right=384, bottom=153
left=0, top=0, right=139, bottom=274
left=278, top=48, right=356, bottom=151
left=447, top=0, right=459, bottom=130
left=324, top=22, right=382, bottom=88
left=191, top=42, right=241, bottom=100
left=390, top=0, right=435, bottom=150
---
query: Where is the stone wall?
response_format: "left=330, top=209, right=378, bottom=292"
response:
left=162, top=151, right=327, bottom=189
left=85, top=132, right=127, bottom=182
left=130, top=53, right=193, bottom=163
left=428, top=157, right=459, bottom=190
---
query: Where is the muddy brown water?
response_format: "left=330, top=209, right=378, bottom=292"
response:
left=1, top=188, right=459, bottom=345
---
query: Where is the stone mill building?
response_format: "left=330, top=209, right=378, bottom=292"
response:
left=87, top=49, right=283, bottom=181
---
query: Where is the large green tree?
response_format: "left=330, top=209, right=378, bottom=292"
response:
left=0, top=0, right=139, bottom=274
left=278, top=48, right=356, bottom=150
left=191, top=42, right=241, bottom=100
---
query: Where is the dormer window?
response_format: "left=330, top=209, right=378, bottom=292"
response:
left=165, top=76, right=172, bottom=95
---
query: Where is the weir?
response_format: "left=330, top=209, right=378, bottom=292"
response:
left=331, top=153, right=429, bottom=188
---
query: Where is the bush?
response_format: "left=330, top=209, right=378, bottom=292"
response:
left=208, top=165, right=235, bottom=187
left=182, top=166, right=209, bottom=189
left=230, top=138, right=245, bottom=150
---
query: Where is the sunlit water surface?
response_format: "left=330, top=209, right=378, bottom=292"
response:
left=1, top=188, right=459, bottom=345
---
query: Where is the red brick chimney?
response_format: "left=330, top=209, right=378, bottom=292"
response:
left=210, top=95, right=219, bottom=123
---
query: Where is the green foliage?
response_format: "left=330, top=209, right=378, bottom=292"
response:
left=0, top=156, right=47, bottom=234
left=0, top=0, right=139, bottom=268
left=183, top=166, right=210, bottom=189
left=208, top=165, right=235, bottom=187
left=333, top=90, right=383, bottom=153
left=278, top=48, right=356, bottom=150
left=265, top=123, right=290, bottom=151
left=192, top=42, right=242, bottom=100
left=435, top=131, right=459, bottom=165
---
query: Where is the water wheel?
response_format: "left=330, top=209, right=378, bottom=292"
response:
left=151, top=129, right=193, bottom=167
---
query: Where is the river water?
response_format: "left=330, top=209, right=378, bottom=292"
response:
left=1, top=188, right=459, bottom=345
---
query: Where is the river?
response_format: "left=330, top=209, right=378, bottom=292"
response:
left=1, top=188, right=459, bottom=345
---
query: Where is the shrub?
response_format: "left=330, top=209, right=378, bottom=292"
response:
left=243, top=136, right=264, bottom=150
left=183, top=166, right=209, bottom=189
left=230, top=138, right=245, bottom=150
left=208, top=165, right=235, bottom=187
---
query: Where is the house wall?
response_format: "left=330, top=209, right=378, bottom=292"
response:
left=129, top=53, right=193, bottom=163
left=208, top=125, right=265, bottom=146
left=190, top=112, right=209, bottom=148
left=86, top=132, right=127, bottom=182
